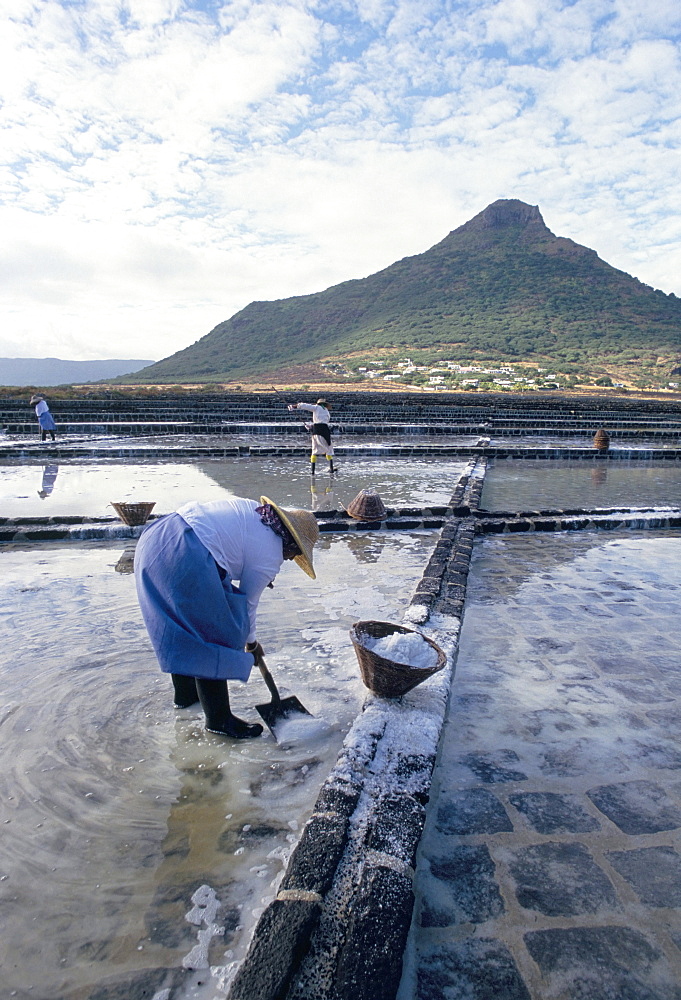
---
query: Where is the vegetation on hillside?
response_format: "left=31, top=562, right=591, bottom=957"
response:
left=118, top=200, right=681, bottom=386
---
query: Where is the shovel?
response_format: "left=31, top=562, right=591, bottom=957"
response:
left=254, top=652, right=313, bottom=739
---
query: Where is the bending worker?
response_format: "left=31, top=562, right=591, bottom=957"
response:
left=288, top=398, right=335, bottom=475
left=29, top=394, right=57, bottom=441
left=134, top=495, right=319, bottom=740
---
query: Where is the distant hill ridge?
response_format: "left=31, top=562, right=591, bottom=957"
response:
left=0, top=358, right=155, bottom=387
left=116, top=199, right=681, bottom=383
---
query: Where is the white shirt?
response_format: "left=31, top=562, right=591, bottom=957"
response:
left=296, top=402, right=330, bottom=424
left=35, top=400, right=49, bottom=417
left=176, top=497, right=283, bottom=643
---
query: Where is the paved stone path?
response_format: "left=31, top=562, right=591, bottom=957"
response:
left=400, top=530, right=681, bottom=1000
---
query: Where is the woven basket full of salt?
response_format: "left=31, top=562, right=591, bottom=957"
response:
left=350, top=620, right=446, bottom=697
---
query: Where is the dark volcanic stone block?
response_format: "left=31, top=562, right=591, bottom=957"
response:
left=606, top=846, right=681, bottom=907
left=524, top=926, right=672, bottom=1000
left=227, top=898, right=320, bottom=1000
left=314, top=782, right=361, bottom=819
left=367, top=792, right=426, bottom=865
left=479, top=520, right=505, bottom=533
left=23, top=528, right=69, bottom=540
left=334, top=864, right=414, bottom=1000
left=437, top=788, right=513, bottom=835
left=509, top=792, right=600, bottom=834
left=420, top=844, right=504, bottom=927
left=437, top=597, right=465, bottom=615
left=424, top=558, right=447, bottom=575
left=279, top=811, right=350, bottom=895
left=393, top=752, right=437, bottom=804
left=587, top=780, right=681, bottom=834
left=416, top=938, right=531, bottom=1000
left=461, top=749, right=528, bottom=784
left=507, top=842, right=617, bottom=916
left=564, top=518, right=590, bottom=530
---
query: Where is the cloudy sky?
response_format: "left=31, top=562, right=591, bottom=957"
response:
left=1, top=0, right=680, bottom=362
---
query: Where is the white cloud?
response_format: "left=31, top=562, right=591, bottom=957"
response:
left=0, top=0, right=680, bottom=361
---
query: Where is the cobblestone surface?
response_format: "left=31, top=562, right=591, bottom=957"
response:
left=400, top=530, right=681, bottom=1000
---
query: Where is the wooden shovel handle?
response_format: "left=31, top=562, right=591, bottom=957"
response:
left=256, top=653, right=281, bottom=704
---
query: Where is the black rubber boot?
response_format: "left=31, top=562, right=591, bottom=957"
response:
left=196, top=678, right=263, bottom=739
left=172, top=673, right=199, bottom=709
left=328, top=460, right=336, bottom=474
left=310, top=462, right=315, bottom=476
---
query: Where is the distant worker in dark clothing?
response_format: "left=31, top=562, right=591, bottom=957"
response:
left=30, top=394, right=57, bottom=441
left=288, top=398, right=335, bottom=475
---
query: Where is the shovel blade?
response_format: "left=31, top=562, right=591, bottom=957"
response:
left=255, top=696, right=312, bottom=739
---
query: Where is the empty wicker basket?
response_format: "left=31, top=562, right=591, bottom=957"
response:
left=111, top=501, right=156, bottom=526
left=350, top=619, right=446, bottom=697
left=345, top=490, right=388, bottom=521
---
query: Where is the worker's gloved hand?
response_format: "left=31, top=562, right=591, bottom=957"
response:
left=245, top=641, right=264, bottom=663
left=287, top=404, right=296, bottom=411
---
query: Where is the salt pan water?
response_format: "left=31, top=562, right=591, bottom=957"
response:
left=0, top=455, right=470, bottom=519
left=0, top=529, right=437, bottom=999
left=481, top=458, right=681, bottom=511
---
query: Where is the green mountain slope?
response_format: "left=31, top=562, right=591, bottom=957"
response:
left=124, top=199, right=681, bottom=383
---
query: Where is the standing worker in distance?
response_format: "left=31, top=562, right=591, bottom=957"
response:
left=288, top=398, right=336, bottom=475
left=30, top=394, right=57, bottom=441
left=134, top=495, right=319, bottom=740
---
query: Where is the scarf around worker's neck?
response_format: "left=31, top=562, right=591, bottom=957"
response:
left=256, top=503, right=299, bottom=557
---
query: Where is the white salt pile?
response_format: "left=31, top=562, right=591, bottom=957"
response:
left=362, top=630, right=439, bottom=669
left=273, top=715, right=331, bottom=744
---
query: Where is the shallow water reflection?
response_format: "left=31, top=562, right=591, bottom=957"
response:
left=482, top=459, right=681, bottom=511
left=0, top=530, right=436, bottom=998
left=0, top=455, right=469, bottom=519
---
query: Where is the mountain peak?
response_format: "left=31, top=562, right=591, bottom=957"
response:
left=123, top=197, right=681, bottom=384
left=456, top=198, right=550, bottom=234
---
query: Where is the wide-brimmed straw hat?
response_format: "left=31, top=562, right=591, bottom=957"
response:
left=316, top=398, right=328, bottom=406
left=260, top=495, right=320, bottom=579
left=344, top=490, right=387, bottom=521
left=29, top=394, right=44, bottom=404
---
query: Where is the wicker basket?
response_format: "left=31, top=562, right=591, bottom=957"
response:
left=350, top=620, right=446, bottom=697
left=344, top=490, right=387, bottom=521
left=593, top=428, right=610, bottom=450
left=111, top=501, right=156, bottom=526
